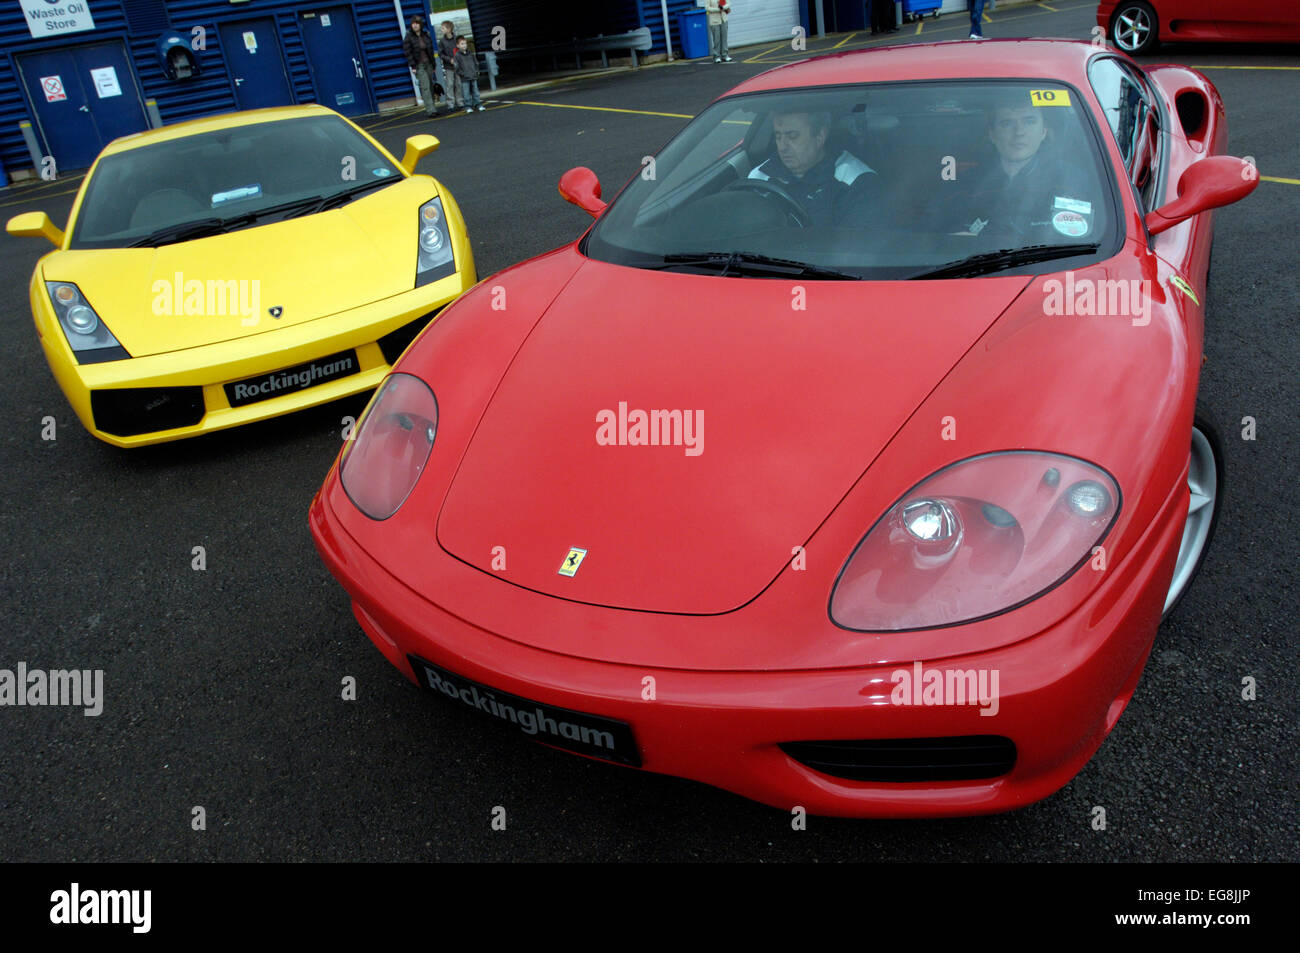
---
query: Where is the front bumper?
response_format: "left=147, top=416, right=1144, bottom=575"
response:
left=38, top=268, right=474, bottom=447
left=308, top=470, right=1186, bottom=818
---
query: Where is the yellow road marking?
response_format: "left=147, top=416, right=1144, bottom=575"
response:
left=743, top=40, right=791, bottom=63
left=515, top=100, right=692, bottom=119
left=915, top=20, right=924, bottom=35
left=831, top=32, right=858, bottom=49
left=1039, top=3, right=1060, bottom=11
left=0, top=186, right=79, bottom=209
left=1262, top=175, right=1300, bottom=185
left=377, top=101, right=519, bottom=132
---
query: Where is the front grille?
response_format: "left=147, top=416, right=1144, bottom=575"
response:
left=378, top=308, right=442, bottom=365
left=90, top=386, right=205, bottom=437
left=781, top=736, right=1016, bottom=783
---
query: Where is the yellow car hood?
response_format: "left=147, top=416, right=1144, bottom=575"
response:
left=47, top=180, right=432, bottom=357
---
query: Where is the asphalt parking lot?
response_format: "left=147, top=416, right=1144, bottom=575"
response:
left=1, top=1, right=1296, bottom=861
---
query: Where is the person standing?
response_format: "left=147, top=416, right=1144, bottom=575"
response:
left=969, top=0, right=986, bottom=39
left=438, top=19, right=460, bottom=109
left=454, top=36, right=484, bottom=113
left=705, top=0, right=732, bottom=63
left=403, top=15, right=439, bottom=116
left=870, top=0, right=898, bottom=35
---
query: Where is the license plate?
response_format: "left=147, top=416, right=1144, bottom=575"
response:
left=408, top=655, right=641, bottom=767
left=224, top=350, right=359, bottom=407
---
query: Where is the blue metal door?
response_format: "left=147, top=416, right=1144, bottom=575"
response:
left=220, top=19, right=294, bottom=110
left=17, top=42, right=146, bottom=171
left=299, top=8, right=374, bottom=116
left=71, top=43, right=148, bottom=144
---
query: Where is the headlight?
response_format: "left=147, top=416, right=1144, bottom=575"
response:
left=830, top=452, right=1120, bottom=631
left=45, top=282, right=127, bottom=363
left=340, top=373, right=438, bottom=520
left=415, top=197, right=454, bottom=286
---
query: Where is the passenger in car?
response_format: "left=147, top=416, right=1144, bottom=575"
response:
left=954, top=99, right=1094, bottom=243
left=748, top=111, right=876, bottom=226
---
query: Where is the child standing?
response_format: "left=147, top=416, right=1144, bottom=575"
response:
left=453, top=36, right=484, bottom=113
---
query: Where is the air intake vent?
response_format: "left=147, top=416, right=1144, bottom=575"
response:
left=781, top=736, right=1016, bottom=783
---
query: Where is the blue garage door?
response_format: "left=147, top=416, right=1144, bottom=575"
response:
left=17, top=41, right=148, bottom=172
left=300, top=8, right=375, bottom=116
left=220, top=19, right=295, bottom=111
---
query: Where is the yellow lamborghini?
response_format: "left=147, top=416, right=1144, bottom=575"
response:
left=6, top=104, right=475, bottom=447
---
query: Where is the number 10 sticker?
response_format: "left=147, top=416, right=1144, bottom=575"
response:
left=1029, top=89, right=1072, bottom=107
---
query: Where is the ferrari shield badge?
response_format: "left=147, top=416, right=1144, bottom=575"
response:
left=558, top=548, right=588, bottom=577
left=1170, top=275, right=1200, bottom=306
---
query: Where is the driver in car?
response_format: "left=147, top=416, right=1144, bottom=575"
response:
left=953, top=97, right=1094, bottom=243
left=748, top=110, right=876, bottom=226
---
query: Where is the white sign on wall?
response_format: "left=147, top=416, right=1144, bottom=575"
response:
left=90, top=65, right=121, bottom=98
left=40, top=75, right=66, bottom=102
left=20, top=0, right=96, bottom=39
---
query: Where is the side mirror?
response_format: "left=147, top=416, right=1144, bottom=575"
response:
left=400, top=134, right=440, bottom=175
left=558, top=167, right=607, bottom=217
left=6, top=211, right=64, bottom=248
left=1145, top=155, right=1258, bottom=236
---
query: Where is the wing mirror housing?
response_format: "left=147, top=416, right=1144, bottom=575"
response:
left=6, top=211, right=64, bottom=248
left=1145, top=155, right=1259, bottom=236
left=558, top=167, right=607, bottom=217
left=400, top=134, right=440, bottom=175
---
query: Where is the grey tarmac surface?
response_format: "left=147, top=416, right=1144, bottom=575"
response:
left=0, top=1, right=1295, bottom=861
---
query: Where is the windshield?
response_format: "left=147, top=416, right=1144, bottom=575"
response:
left=585, top=81, right=1120, bottom=279
left=70, top=115, right=399, bottom=249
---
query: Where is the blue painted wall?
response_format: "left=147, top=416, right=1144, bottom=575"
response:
left=0, top=0, right=431, bottom=177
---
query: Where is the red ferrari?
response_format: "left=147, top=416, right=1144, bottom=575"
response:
left=310, top=40, right=1258, bottom=817
left=1100, top=0, right=1300, bottom=54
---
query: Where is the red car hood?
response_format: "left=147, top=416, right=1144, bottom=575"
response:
left=436, top=259, right=1030, bottom=614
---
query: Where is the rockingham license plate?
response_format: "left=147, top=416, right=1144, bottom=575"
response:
left=224, top=350, right=359, bottom=407
left=408, top=655, right=640, bottom=767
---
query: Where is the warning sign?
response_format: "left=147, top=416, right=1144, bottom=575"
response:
left=41, top=75, right=66, bottom=102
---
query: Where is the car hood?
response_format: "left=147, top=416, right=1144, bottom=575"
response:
left=435, top=258, right=1031, bottom=614
left=46, top=181, right=428, bottom=357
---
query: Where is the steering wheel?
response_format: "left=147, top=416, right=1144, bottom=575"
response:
left=725, top=177, right=811, bottom=227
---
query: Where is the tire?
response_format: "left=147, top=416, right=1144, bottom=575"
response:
left=1162, top=407, right=1224, bottom=620
left=1111, top=1, right=1159, bottom=55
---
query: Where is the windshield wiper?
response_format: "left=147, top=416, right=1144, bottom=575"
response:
left=906, top=243, right=1101, bottom=280
left=644, top=251, right=860, bottom=280
left=283, top=178, right=398, bottom=219
left=128, top=217, right=233, bottom=248
left=126, top=181, right=399, bottom=247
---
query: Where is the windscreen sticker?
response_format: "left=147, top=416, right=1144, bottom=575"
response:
left=372, top=167, right=393, bottom=177
left=1029, top=88, right=1071, bottom=107
left=1054, top=196, right=1092, bottom=215
left=211, top=184, right=262, bottom=206
left=1052, top=210, right=1089, bottom=237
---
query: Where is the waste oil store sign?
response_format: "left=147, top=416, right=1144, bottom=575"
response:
left=20, top=0, right=96, bottom=38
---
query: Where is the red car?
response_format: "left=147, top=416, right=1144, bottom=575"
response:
left=1100, top=0, right=1300, bottom=54
left=310, top=40, right=1257, bottom=817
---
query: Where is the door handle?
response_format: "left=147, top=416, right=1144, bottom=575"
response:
left=235, top=77, right=244, bottom=85
left=79, top=105, right=89, bottom=113
left=352, top=57, right=363, bottom=78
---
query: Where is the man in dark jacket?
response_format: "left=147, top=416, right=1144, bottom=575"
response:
left=953, top=100, right=1094, bottom=244
left=403, top=16, right=439, bottom=116
left=747, top=110, right=877, bottom=226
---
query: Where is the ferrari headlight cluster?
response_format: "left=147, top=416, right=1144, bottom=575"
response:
left=830, top=452, right=1120, bottom=631
left=415, top=197, right=454, bottom=286
left=45, top=281, right=126, bottom=363
left=340, top=373, right=438, bottom=520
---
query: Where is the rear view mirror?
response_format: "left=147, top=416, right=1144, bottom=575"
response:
left=1145, top=155, right=1259, bottom=236
left=558, top=167, right=607, bottom=217
left=401, top=135, right=440, bottom=175
left=6, top=211, right=64, bottom=248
